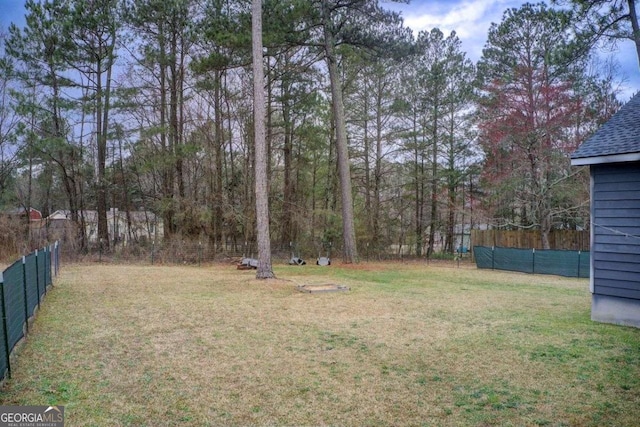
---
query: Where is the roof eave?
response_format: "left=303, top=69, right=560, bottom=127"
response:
left=571, top=152, right=640, bottom=166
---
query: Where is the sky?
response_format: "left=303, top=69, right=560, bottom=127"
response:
left=383, top=0, right=640, bottom=100
left=0, top=0, right=25, bottom=28
left=1, top=0, right=639, bottom=99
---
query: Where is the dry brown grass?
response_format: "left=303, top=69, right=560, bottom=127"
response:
left=1, top=262, right=639, bottom=426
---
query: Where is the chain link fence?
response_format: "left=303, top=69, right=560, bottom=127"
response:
left=0, top=242, right=61, bottom=383
left=58, top=239, right=468, bottom=265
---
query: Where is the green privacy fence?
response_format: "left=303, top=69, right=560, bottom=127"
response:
left=0, top=242, right=60, bottom=383
left=474, top=246, right=589, bottom=278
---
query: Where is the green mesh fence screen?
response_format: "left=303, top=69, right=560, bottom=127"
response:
left=3, top=260, right=26, bottom=350
left=45, top=246, right=52, bottom=286
left=474, top=246, right=589, bottom=278
left=0, top=243, right=60, bottom=382
left=25, top=254, right=39, bottom=317
left=0, top=281, right=7, bottom=378
left=37, top=249, right=46, bottom=298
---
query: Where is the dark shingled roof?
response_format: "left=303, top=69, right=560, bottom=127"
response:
left=571, top=92, right=640, bottom=163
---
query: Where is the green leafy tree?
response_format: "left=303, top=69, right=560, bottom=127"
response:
left=122, top=0, right=196, bottom=240
left=60, top=0, right=120, bottom=247
left=554, top=0, right=640, bottom=67
left=416, top=29, right=451, bottom=258
left=6, top=0, right=91, bottom=246
left=436, top=32, right=477, bottom=254
left=393, top=49, right=428, bottom=256
left=192, top=0, right=250, bottom=248
left=314, top=0, right=407, bottom=263
left=0, top=35, right=21, bottom=209
left=393, top=29, right=475, bottom=257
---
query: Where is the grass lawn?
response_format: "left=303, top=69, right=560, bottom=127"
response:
left=1, top=262, right=639, bottom=426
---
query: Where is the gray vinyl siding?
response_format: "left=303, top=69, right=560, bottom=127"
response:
left=592, top=162, right=640, bottom=300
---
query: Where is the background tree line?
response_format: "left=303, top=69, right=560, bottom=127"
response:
left=0, top=0, right=632, bottom=261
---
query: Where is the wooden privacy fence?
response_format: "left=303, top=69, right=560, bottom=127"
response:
left=470, top=229, right=590, bottom=251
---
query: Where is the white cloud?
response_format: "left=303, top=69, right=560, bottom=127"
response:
left=403, top=0, right=494, bottom=33
left=386, top=0, right=527, bottom=60
left=385, top=0, right=640, bottom=96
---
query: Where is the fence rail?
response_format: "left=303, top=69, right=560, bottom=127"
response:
left=0, top=241, right=60, bottom=383
left=470, top=230, right=590, bottom=251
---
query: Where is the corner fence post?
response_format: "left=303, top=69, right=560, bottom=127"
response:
left=0, top=272, right=11, bottom=379
left=532, top=248, right=536, bottom=274
left=22, top=257, right=28, bottom=335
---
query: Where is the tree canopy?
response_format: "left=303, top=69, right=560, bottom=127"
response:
left=0, top=0, right=626, bottom=259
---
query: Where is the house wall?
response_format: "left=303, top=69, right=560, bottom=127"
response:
left=107, top=213, right=162, bottom=244
left=591, top=162, right=640, bottom=327
left=41, top=210, right=162, bottom=245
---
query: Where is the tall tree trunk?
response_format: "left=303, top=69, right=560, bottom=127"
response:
left=322, top=6, right=358, bottom=263
left=214, top=70, right=224, bottom=249
left=373, top=73, right=383, bottom=247
left=159, top=21, right=174, bottom=239
left=363, top=83, right=372, bottom=236
left=427, top=104, right=439, bottom=258
left=281, top=76, right=294, bottom=246
left=170, top=27, right=185, bottom=237
left=224, top=73, right=236, bottom=250
left=414, top=111, right=424, bottom=257
left=445, top=112, right=456, bottom=254
left=172, top=30, right=185, bottom=202
left=117, top=131, right=134, bottom=243
left=96, top=55, right=110, bottom=249
left=628, top=0, right=640, bottom=67
left=252, top=0, right=275, bottom=279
